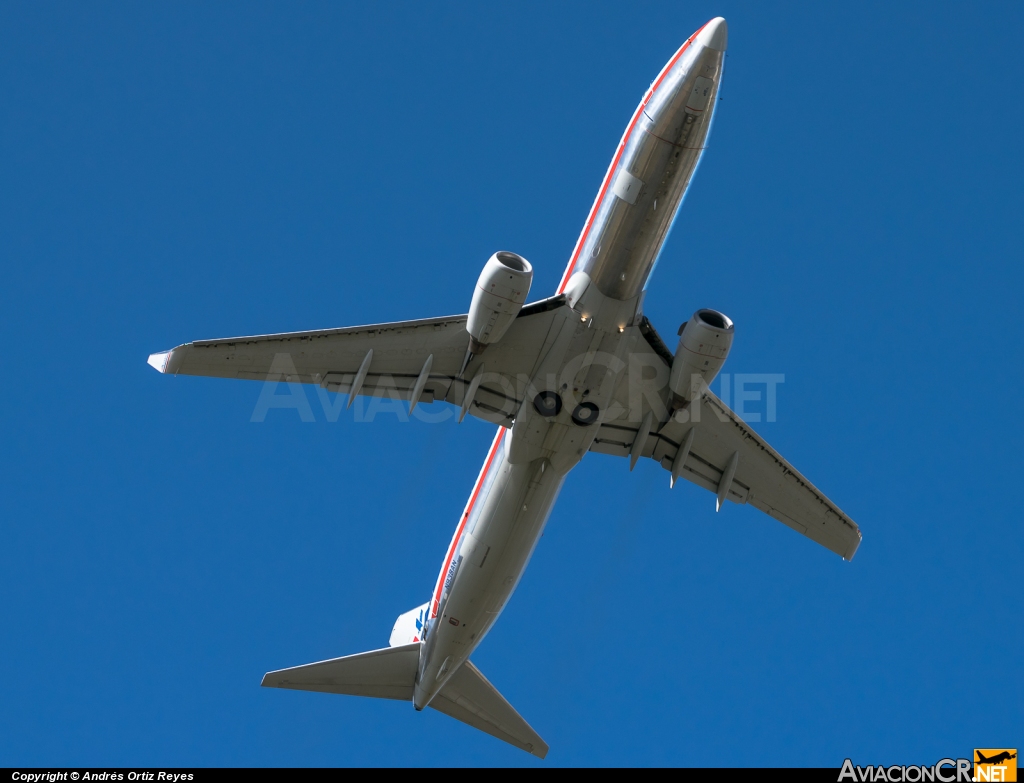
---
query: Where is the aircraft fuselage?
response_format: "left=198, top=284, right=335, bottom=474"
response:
left=415, top=18, right=727, bottom=710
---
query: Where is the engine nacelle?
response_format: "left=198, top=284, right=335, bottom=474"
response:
left=669, top=309, right=734, bottom=403
left=467, top=251, right=533, bottom=351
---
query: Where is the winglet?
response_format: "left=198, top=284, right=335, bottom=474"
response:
left=147, top=351, right=171, bottom=373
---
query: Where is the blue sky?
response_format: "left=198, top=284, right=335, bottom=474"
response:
left=1, top=1, right=1021, bottom=767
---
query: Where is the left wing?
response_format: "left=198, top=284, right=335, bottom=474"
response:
left=148, top=296, right=569, bottom=427
left=592, top=319, right=862, bottom=560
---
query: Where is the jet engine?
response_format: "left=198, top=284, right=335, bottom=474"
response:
left=669, top=308, right=734, bottom=405
left=466, top=251, right=533, bottom=353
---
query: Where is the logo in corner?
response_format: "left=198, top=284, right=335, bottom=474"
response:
left=975, top=749, right=1017, bottom=782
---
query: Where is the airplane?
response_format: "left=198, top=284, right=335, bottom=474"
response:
left=147, top=17, right=861, bottom=759
left=977, top=752, right=1017, bottom=765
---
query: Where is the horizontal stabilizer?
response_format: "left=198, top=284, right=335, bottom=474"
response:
left=261, top=644, right=547, bottom=757
left=431, top=660, right=549, bottom=759
left=261, top=642, right=419, bottom=700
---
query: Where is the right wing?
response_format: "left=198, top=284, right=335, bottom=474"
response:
left=591, top=318, right=862, bottom=560
left=657, top=390, right=862, bottom=560
left=148, top=296, right=569, bottom=427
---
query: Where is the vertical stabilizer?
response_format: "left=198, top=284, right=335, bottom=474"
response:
left=389, top=602, right=429, bottom=647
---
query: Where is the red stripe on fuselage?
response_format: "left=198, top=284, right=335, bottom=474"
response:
left=555, top=22, right=710, bottom=295
left=431, top=427, right=506, bottom=617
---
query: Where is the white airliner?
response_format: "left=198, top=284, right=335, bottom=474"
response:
left=148, top=17, right=860, bottom=758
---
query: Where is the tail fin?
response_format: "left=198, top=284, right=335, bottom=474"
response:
left=432, top=659, right=549, bottom=758
left=389, top=602, right=429, bottom=647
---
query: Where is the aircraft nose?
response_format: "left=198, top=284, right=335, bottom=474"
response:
left=696, top=16, right=728, bottom=52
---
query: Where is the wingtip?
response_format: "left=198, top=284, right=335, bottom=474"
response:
left=148, top=345, right=189, bottom=374
left=844, top=532, right=863, bottom=562
left=147, top=351, right=171, bottom=373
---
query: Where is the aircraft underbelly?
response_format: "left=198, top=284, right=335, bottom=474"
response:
left=417, top=441, right=567, bottom=705
left=453, top=455, right=564, bottom=625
